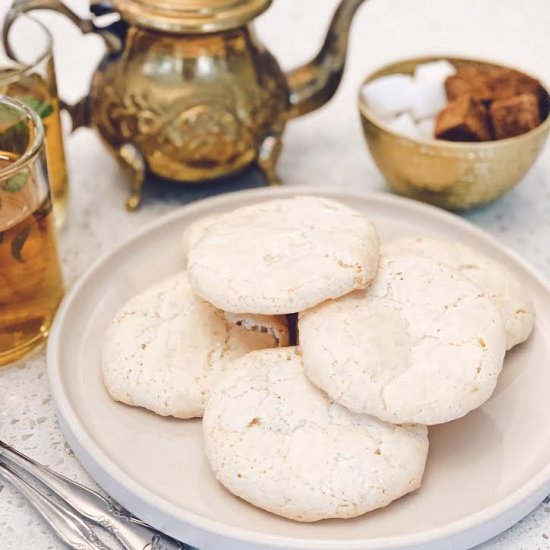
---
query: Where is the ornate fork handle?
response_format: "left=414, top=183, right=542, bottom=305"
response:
left=0, top=439, right=192, bottom=550
left=0, top=460, right=111, bottom=550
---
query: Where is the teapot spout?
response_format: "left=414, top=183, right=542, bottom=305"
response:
left=285, top=0, right=366, bottom=120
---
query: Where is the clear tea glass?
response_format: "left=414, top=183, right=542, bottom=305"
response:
left=1, top=14, right=69, bottom=228
left=0, top=96, right=64, bottom=366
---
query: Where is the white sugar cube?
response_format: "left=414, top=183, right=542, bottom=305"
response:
left=411, top=79, right=448, bottom=120
left=361, top=74, right=414, bottom=118
left=414, top=60, right=456, bottom=83
left=387, top=113, right=422, bottom=139
left=417, top=118, right=436, bottom=139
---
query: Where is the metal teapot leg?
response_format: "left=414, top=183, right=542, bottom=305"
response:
left=118, top=143, right=146, bottom=211
left=257, top=132, right=283, bottom=186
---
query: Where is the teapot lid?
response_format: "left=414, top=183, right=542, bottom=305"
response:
left=113, top=0, right=272, bottom=33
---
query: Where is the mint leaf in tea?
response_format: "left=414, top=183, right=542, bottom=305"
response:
left=0, top=152, right=64, bottom=360
left=1, top=72, right=68, bottom=225
left=19, top=96, right=54, bottom=120
left=3, top=171, right=29, bottom=193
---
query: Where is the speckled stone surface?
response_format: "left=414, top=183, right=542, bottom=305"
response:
left=1, top=0, right=550, bottom=548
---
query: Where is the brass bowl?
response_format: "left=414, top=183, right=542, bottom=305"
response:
left=358, top=56, right=550, bottom=210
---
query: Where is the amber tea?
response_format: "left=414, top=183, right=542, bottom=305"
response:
left=0, top=15, right=69, bottom=228
left=0, top=73, right=68, bottom=227
left=0, top=98, right=64, bottom=366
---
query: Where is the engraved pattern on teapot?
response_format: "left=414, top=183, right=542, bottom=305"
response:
left=99, top=86, right=254, bottom=167
left=88, top=25, right=288, bottom=180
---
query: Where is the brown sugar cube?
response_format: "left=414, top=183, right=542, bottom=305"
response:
left=435, top=96, right=492, bottom=142
left=489, top=69, right=545, bottom=103
left=445, top=68, right=493, bottom=102
left=490, top=93, right=541, bottom=139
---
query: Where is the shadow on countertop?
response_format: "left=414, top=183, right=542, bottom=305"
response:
left=140, top=165, right=267, bottom=206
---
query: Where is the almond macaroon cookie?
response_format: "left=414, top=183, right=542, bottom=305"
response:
left=181, top=214, right=221, bottom=260
left=299, top=256, right=507, bottom=426
left=101, top=272, right=289, bottom=419
left=187, top=196, right=380, bottom=314
left=382, top=236, right=534, bottom=350
left=203, top=347, right=428, bottom=522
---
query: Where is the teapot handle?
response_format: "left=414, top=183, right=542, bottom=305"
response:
left=2, top=0, right=124, bottom=130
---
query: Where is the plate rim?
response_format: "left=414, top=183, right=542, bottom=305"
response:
left=47, top=186, right=550, bottom=549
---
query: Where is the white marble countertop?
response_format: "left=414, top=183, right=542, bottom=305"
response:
left=2, top=0, right=550, bottom=548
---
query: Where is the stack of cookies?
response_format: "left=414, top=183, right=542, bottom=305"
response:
left=101, top=196, right=534, bottom=522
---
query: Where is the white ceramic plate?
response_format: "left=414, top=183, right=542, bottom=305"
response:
left=48, top=187, right=550, bottom=550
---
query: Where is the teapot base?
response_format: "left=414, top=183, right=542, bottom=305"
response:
left=257, top=132, right=284, bottom=187
left=111, top=132, right=284, bottom=211
left=117, top=143, right=147, bottom=211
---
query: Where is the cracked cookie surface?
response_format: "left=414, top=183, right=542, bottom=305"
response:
left=299, top=256, right=507, bottom=425
left=101, top=272, right=289, bottom=419
left=203, top=347, right=428, bottom=522
left=181, top=214, right=221, bottom=260
left=382, top=236, right=534, bottom=350
left=187, top=196, right=380, bottom=314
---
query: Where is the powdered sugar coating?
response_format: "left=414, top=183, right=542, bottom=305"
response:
left=299, top=256, right=507, bottom=425
left=203, top=347, right=428, bottom=522
left=101, top=272, right=288, bottom=419
left=187, top=196, right=380, bottom=314
left=382, top=236, right=534, bottom=350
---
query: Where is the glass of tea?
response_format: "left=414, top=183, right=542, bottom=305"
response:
left=1, top=14, right=68, bottom=228
left=0, top=95, right=64, bottom=366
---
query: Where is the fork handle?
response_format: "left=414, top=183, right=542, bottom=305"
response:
left=0, top=440, right=190, bottom=550
left=106, top=514, right=189, bottom=550
left=0, top=460, right=110, bottom=550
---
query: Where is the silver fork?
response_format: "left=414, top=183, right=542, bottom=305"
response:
left=0, top=460, right=112, bottom=550
left=0, top=440, right=193, bottom=550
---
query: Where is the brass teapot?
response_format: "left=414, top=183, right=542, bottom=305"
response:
left=4, top=0, right=365, bottom=209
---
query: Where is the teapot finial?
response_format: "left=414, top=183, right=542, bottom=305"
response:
left=285, top=0, right=366, bottom=119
